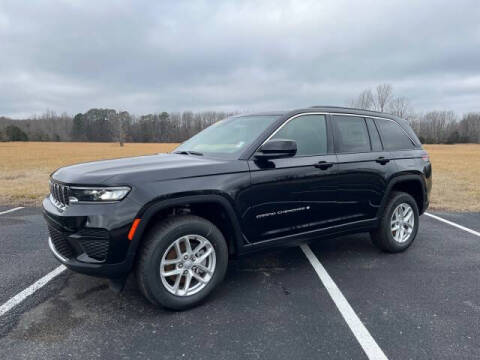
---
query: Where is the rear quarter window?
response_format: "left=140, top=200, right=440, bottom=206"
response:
left=375, top=119, right=415, bottom=151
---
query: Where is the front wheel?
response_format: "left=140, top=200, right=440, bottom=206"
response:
left=371, top=191, right=419, bottom=253
left=136, top=215, right=228, bottom=310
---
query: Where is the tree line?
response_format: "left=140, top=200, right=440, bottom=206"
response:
left=1, top=85, right=479, bottom=144
left=0, top=109, right=233, bottom=144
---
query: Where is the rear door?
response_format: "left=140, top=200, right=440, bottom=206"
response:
left=333, top=115, right=395, bottom=223
left=241, top=114, right=340, bottom=242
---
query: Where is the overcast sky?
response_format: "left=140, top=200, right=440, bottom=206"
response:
left=1, top=0, right=479, bottom=118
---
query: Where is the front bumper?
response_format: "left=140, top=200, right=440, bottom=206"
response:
left=47, top=235, right=134, bottom=277
left=43, top=196, right=141, bottom=278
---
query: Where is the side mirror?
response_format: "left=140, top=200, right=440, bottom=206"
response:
left=255, top=139, right=297, bottom=159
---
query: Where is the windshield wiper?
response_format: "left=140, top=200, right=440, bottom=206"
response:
left=173, top=150, right=203, bottom=156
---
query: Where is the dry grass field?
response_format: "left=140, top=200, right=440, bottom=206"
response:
left=423, top=144, right=480, bottom=212
left=0, top=142, right=479, bottom=211
left=0, top=142, right=178, bottom=206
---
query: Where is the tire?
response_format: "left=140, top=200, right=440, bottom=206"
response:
left=370, top=191, right=419, bottom=253
left=136, top=215, right=228, bottom=310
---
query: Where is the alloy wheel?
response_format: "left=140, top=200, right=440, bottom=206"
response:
left=390, top=203, right=415, bottom=243
left=160, top=234, right=216, bottom=296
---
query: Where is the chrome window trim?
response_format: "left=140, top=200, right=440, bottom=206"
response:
left=370, top=116, right=417, bottom=149
left=328, top=112, right=416, bottom=145
left=255, top=112, right=416, bottom=153
left=256, top=112, right=329, bottom=158
left=260, top=112, right=328, bottom=146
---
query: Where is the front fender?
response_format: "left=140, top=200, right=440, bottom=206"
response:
left=125, top=193, right=246, bottom=268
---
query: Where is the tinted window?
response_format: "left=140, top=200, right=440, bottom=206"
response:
left=375, top=119, right=415, bottom=150
left=272, top=114, right=327, bottom=156
left=366, top=118, right=383, bottom=151
left=333, top=115, right=371, bottom=153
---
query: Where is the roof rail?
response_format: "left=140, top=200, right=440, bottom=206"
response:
left=309, top=105, right=385, bottom=115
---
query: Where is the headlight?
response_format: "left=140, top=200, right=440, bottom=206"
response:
left=68, top=186, right=131, bottom=203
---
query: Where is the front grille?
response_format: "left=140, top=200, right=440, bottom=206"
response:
left=49, top=180, right=70, bottom=209
left=48, top=225, right=74, bottom=259
left=78, top=239, right=109, bottom=261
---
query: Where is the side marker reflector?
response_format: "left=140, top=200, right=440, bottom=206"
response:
left=128, top=219, right=141, bottom=241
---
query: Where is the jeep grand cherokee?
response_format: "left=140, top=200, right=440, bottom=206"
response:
left=43, top=106, right=432, bottom=309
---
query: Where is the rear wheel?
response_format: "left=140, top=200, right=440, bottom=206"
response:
left=136, top=215, right=228, bottom=310
left=371, top=191, right=419, bottom=253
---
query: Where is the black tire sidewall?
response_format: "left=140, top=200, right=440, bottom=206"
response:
left=142, top=216, right=228, bottom=310
left=380, top=192, right=419, bottom=252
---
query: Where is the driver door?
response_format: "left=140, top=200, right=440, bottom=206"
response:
left=241, top=114, right=339, bottom=242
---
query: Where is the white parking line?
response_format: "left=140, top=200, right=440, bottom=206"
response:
left=425, top=212, right=480, bottom=237
left=0, top=265, right=66, bottom=317
left=301, top=244, right=388, bottom=360
left=0, top=207, right=24, bottom=216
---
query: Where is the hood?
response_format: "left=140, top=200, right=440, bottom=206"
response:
left=52, top=153, right=247, bottom=185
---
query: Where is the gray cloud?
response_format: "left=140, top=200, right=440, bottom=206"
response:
left=1, top=0, right=479, bottom=117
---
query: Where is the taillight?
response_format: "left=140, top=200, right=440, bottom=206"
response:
left=422, top=154, right=429, bottom=162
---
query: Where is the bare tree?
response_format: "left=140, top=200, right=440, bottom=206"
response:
left=458, top=112, right=480, bottom=143
left=388, top=96, right=412, bottom=119
left=117, top=111, right=130, bottom=146
left=373, top=83, right=393, bottom=112
left=350, top=83, right=393, bottom=112
left=410, top=110, right=458, bottom=143
left=350, top=89, right=374, bottom=110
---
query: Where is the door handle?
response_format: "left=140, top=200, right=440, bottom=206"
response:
left=314, top=161, right=334, bottom=170
left=376, top=156, right=390, bottom=165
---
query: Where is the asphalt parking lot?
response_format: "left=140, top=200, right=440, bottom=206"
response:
left=0, top=206, right=479, bottom=360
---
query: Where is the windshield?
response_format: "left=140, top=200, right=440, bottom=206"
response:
left=173, top=115, right=280, bottom=158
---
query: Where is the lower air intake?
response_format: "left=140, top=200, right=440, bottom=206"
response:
left=48, top=225, right=74, bottom=259
left=79, top=239, right=109, bottom=261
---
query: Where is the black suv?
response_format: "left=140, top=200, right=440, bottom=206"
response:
left=43, top=106, right=432, bottom=309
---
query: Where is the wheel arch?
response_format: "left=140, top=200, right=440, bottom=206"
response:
left=379, top=174, right=427, bottom=217
left=128, top=194, right=246, bottom=262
